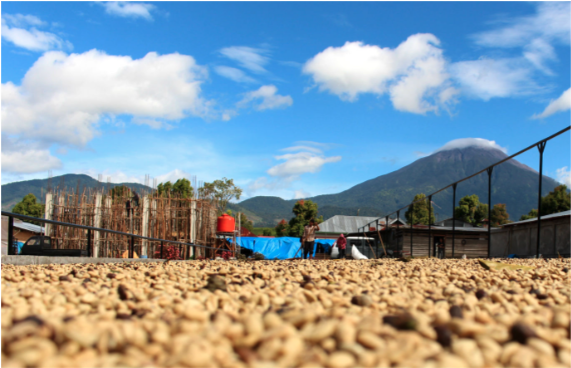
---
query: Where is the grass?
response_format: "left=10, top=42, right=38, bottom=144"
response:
left=251, top=227, right=275, bottom=236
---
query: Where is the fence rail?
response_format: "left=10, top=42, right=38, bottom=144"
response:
left=358, top=126, right=570, bottom=258
left=2, top=211, right=223, bottom=259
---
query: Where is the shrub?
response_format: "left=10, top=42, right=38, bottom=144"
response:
left=154, top=245, right=182, bottom=260
left=221, top=251, right=232, bottom=260
left=253, top=252, right=265, bottom=260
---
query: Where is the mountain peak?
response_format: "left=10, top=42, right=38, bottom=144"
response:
left=434, top=138, right=507, bottom=154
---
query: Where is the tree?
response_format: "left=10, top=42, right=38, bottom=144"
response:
left=13, top=194, right=45, bottom=225
left=172, top=178, right=193, bottom=198
left=262, top=228, right=274, bottom=236
left=158, top=179, right=193, bottom=198
left=519, top=185, right=570, bottom=220
left=520, top=209, right=538, bottom=221
left=454, top=194, right=488, bottom=226
left=238, top=213, right=254, bottom=232
left=404, top=194, right=435, bottom=225
left=286, top=200, right=323, bottom=237
left=199, top=178, right=242, bottom=213
left=275, top=219, right=288, bottom=237
left=111, top=185, right=130, bottom=201
left=490, top=204, right=511, bottom=226
left=542, top=185, right=570, bottom=215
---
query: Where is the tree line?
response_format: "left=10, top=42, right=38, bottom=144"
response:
left=403, top=184, right=569, bottom=227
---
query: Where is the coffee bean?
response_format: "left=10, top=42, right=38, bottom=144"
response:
left=510, top=322, right=538, bottom=344
left=434, top=325, right=452, bottom=347
left=383, top=313, right=417, bottom=331
left=117, top=284, right=129, bottom=300
left=449, top=305, right=464, bottom=319
left=475, top=289, right=488, bottom=300
left=59, top=275, right=70, bottom=282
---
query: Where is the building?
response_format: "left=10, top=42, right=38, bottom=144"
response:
left=490, top=210, right=570, bottom=258
left=433, top=218, right=476, bottom=228
left=317, top=215, right=406, bottom=234
left=1, top=216, right=45, bottom=255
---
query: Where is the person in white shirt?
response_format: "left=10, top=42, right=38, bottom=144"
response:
left=301, top=219, right=320, bottom=259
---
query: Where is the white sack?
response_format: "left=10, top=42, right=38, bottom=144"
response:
left=351, top=245, right=368, bottom=260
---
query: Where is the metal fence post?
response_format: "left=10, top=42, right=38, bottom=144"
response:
left=428, top=196, right=433, bottom=257
left=452, top=183, right=457, bottom=258
left=410, top=207, right=413, bottom=257
left=87, top=229, right=92, bottom=257
left=130, top=236, right=134, bottom=258
left=537, top=141, right=546, bottom=258
left=396, top=211, right=400, bottom=255
left=487, top=167, right=493, bottom=258
left=8, top=216, right=14, bottom=255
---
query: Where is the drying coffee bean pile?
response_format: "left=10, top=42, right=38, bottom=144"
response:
left=2, top=258, right=570, bottom=367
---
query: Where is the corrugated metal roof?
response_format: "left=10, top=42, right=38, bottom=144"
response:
left=13, top=220, right=44, bottom=234
left=317, top=215, right=407, bottom=233
left=502, top=210, right=571, bottom=227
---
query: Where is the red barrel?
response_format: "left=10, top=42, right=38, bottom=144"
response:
left=217, top=214, right=235, bottom=233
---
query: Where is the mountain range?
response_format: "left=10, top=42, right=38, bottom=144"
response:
left=2, top=145, right=561, bottom=226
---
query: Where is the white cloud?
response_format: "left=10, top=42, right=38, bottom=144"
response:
left=281, top=145, right=323, bottom=154
left=473, top=2, right=570, bottom=48
left=214, top=66, right=257, bottom=83
left=131, top=117, right=173, bottom=130
left=532, top=88, right=571, bottom=119
left=100, top=2, right=155, bottom=21
left=1, top=14, right=71, bottom=52
left=450, top=58, right=537, bottom=101
left=2, top=14, right=45, bottom=27
left=1, top=49, right=211, bottom=174
left=556, top=167, right=571, bottom=187
left=2, top=50, right=209, bottom=147
left=155, top=169, right=192, bottom=184
left=435, top=138, right=508, bottom=154
left=294, top=189, right=311, bottom=199
left=1, top=149, right=62, bottom=174
left=238, top=85, right=293, bottom=111
left=302, top=34, right=456, bottom=114
left=268, top=152, right=341, bottom=179
left=470, top=3, right=569, bottom=76
left=219, top=46, right=269, bottom=74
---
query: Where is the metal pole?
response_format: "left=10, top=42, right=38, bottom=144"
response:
left=87, top=229, right=92, bottom=257
left=8, top=216, right=14, bottom=255
left=160, top=241, right=164, bottom=259
left=537, top=141, right=546, bottom=257
left=397, top=211, right=400, bottom=255
left=410, top=207, right=413, bottom=257
left=487, top=167, right=493, bottom=258
left=130, top=236, right=134, bottom=258
left=428, top=195, right=432, bottom=257
left=452, top=183, right=457, bottom=258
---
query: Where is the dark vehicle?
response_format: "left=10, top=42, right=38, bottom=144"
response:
left=19, top=236, right=88, bottom=257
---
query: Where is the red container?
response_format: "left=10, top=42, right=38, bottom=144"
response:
left=217, top=214, right=235, bottom=233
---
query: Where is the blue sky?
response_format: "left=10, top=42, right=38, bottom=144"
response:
left=2, top=1, right=570, bottom=201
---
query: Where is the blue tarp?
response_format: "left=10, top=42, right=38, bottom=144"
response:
left=229, top=237, right=337, bottom=259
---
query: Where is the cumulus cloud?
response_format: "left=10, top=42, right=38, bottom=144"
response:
left=214, top=66, right=257, bottom=83
left=1, top=137, right=62, bottom=174
left=556, top=167, right=571, bottom=187
left=450, top=58, right=538, bottom=101
left=238, top=85, right=293, bottom=111
left=100, top=2, right=156, bottom=21
left=434, top=138, right=508, bottom=154
left=1, top=49, right=210, bottom=174
left=1, top=13, right=71, bottom=52
left=219, top=46, right=269, bottom=74
left=132, top=117, right=173, bottom=130
left=532, top=88, right=571, bottom=119
left=302, top=34, right=457, bottom=114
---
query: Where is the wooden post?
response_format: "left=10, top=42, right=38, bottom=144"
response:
left=142, top=196, right=150, bottom=256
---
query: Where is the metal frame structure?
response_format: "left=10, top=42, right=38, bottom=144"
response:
left=3, top=211, right=222, bottom=258
left=358, top=126, right=570, bottom=258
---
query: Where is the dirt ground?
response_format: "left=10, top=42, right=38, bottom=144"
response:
left=1, top=258, right=570, bottom=367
